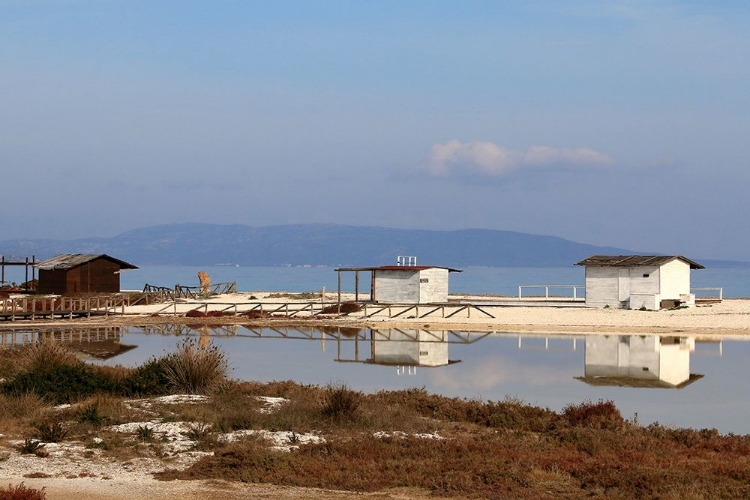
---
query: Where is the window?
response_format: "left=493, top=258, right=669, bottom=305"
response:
left=643, top=274, right=650, bottom=278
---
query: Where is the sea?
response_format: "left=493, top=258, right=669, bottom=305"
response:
left=119, top=265, right=750, bottom=298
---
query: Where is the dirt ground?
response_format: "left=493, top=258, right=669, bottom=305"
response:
left=10, top=478, right=443, bottom=500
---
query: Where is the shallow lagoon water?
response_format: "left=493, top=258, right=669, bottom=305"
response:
left=8, top=325, right=744, bottom=434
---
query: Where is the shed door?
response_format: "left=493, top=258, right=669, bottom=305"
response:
left=618, top=269, right=630, bottom=302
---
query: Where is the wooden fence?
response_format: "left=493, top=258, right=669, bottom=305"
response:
left=140, top=282, right=237, bottom=303
left=0, top=294, right=132, bottom=321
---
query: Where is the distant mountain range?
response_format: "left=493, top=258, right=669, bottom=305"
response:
left=1, top=223, right=747, bottom=268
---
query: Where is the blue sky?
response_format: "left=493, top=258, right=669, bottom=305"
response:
left=2, top=1, right=749, bottom=260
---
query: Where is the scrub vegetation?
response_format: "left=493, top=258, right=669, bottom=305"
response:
left=1, top=342, right=750, bottom=499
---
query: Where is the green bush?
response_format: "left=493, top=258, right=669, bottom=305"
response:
left=1, top=363, right=114, bottom=404
left=118, top=358, right=171, bottom=397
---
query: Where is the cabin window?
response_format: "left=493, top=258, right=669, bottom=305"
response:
left=642, top=274, right=650, bottom=278
left=420, top=278, right=429, bottom=283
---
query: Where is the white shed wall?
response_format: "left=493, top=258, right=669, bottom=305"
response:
left=374, top=270, right=420, bottom=303
left=659, top=259, right=691, bottom=300
left=584, top=267, right=622, bottom=308
left=418, top=268, right=450, bottom=303
left=628, top=266, right=660, bottom=295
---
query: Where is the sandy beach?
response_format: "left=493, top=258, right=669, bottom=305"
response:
left=3, top=293, right=748, bottom=337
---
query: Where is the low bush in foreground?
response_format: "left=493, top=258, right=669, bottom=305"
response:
left=0, top=483, right=46, bottom=500
left=0, top=339, right=226, bottom=402
left=161, top=339, right=228, bottom=394
left=4, top=343, right=750, bottom=498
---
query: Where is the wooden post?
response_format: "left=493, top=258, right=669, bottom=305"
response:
left=337, top=271, right=341, bottom=304
left=355, top=271, right=359, bottom=302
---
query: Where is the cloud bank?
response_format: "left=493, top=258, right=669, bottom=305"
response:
left=426, top=140, right=614, bottom=177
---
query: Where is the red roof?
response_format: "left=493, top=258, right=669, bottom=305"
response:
left=335, top=265, right=462, bottom=273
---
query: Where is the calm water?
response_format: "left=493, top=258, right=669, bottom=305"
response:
left=7, top=325, right=742, bottom=434
left=120, top=265, right=750, bottom=298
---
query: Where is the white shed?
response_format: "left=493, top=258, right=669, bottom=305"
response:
left=576, top=255, right=704, bottom=310
left=334, top=265, right=462, bottom=304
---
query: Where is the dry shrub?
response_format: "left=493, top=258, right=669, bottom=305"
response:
left=321, top=384, right=361, bottom=422
left=0, top=393, right=47, bottom=423
left=161, top=339, right=228, bottom=394
left=243, top=310, right=272, bottom=319
left=185, top=309, right=233, bottom=318
left=258, top=388, right=322, bottom=433
left=4, top=340, right=78, bottom=377
left=562, top=399, right=624, bottom=429
left=320, top=302, right=362, bottom=315
left=373, top=389, right=555, bottom=431
left=0, top=483, right=46, bottom=500
left=32, top=420, right=68, bottom=443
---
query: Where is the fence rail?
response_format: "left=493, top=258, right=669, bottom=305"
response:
left=141, top=282, right=237, bottom=303
left=518, top=285, right=585, bottom=300
left=691, top=287, right=724, bottom=301
left=0, top=294, right=133, bottom=321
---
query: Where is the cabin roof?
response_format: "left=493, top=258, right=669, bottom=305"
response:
left=575, top=255, right=704, bottom=270
left=574, top=374, right=704, bottom=389
left=36, top=254, right=139, bottom=271
left=334, top=265, right=462, bottom=273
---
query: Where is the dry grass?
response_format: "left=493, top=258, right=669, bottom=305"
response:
left=0, top=483, right=46, bottom=500
left=161, top=339, right=228, bottom=394
left=4, top=343, right=750, bottom=498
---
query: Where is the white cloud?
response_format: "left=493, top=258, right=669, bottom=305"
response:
left=425, top=140, right=614, bottom=177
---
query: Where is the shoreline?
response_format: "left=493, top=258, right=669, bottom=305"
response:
left=1, top=294, right=749, bottom=338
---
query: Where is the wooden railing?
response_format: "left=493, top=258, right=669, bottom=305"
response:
left=141, top=282, right=238, bottom=302
left=0, top=294, right=133, bottom=321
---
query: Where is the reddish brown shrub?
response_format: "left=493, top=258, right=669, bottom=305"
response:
left=562, top=399, right=624, bottom=429
left=320, top=302, right=362, bottom=314
left=0, top=483, right=46, bottom=500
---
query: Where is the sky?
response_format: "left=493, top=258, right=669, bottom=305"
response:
left=1, top=1, right=749, bottom=260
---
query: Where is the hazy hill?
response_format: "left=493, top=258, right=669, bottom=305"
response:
left=0, top=223, right=746, bottom=268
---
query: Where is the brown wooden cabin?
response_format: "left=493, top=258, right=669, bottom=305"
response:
left=36, top=254, right=138, bottom=295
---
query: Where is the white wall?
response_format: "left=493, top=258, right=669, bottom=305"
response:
left=584, top=267, right=621, bottom=308
left=418, top=268, right=450, bottom=303
left=628, top=266, right=660, bottom=296
left=374, top=270, right=420, bottom=303
left=659, top=259, right=691, bottom=300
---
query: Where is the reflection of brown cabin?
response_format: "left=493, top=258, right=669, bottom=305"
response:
left=37, top=254, right=138, bottom=295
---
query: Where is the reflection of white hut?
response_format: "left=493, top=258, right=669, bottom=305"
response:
left=576, top=255, right=704, bottom=310
left=576, top=335, right=702, bottom=389
left=371, top=330, right=451, bottom=367
left=334, top=329, right=461, bottom=369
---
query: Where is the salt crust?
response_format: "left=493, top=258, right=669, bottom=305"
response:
left=0, top=394, right=314, bottom=484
